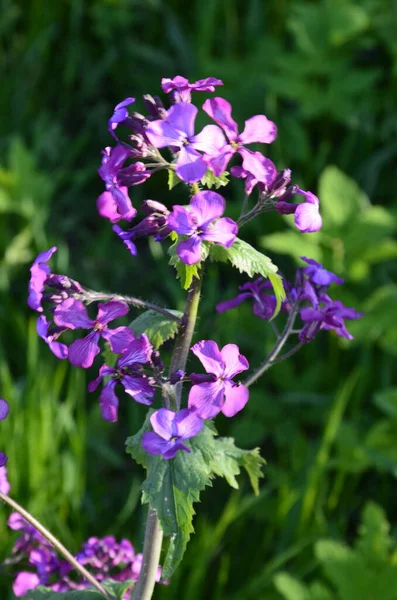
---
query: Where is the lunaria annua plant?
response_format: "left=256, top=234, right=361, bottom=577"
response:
left=0, top=75, right=363, bottom=600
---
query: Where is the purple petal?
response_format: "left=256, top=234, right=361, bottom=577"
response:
left=145, top=120, right=183, bottom=148
left=28, top=247, right=57, bottom=312
left=0, top=398, right=9, bottom=421
left=191, top=77, right=223, bottom=92
left=239, top=147, right=276, bottom=183
left=150, top=408, right=175, bottom=440
left=97, top=301, right=129, bottom=325
left=190, top=190, right=226, bottom=227
left=88, top=364, right=116, bottom=392
left=161, top=76, right=189, bottom=94
left=102, top=326, right=136, bottom=354
left=163, top=440, right=190, bottom=459
left=166, top=102, right=198, bottom=138
left=97, top=191, right=121, bottom=223
left=301, top=257, right=344, bottom=286
left=177, top=235, right=203, bottom=265
left=238, top=115, right=277, bottom=144
left=188, top=380, right=225, bottom=419
left=117, top=335, right=152, bottom=368
left=36, top=315, right=68, bottom=359
left=142, top=432, right=173, bottom=456
left=190, top=339, right=224, bottom=376
left=111, top=186, right=137, bottom=222
left=202, top=97, right=239, bottom=141
left=191, top=125, right=227, bottom=155
left=99, top=381, right=119, bottom=422
left=201, top=217, right=237, bottom=247
left=176, top=146, right=208, bottom=183
left=168, top=205, right=197, bottom=236
left=54, top=298, right=94, bottom=330
left=294, top=202, right=322, bottom=233
left=222, top=381, right=249, bottom=417
left=108, top=97, right=135, bottom=134
left=48, top=340, right=69, bottom=360
left=113, top=224, right=138, bottom=256
left=216, top=292, right=252, bottom=313
left=300, top=307, right=325, bottom=323
left=207, top=146, right=235, bottom=176
left=295, top=188, right=319, bottom=205
left=121, top=375, right=155, bottom=405
left=13, top=572, right=40, bottom=597
left=174, top=408, right=203, bottom=440
left=220, top=344, right=249, bottom=378
left=0, top=453, right=7, bottom=467
left=33, top=247, right=57, bottom=265
left=68, top=331, right=101, bottom=368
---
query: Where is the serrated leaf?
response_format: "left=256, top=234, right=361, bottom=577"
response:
left=126, top=420, right=265, bottom=579
left=209, top=237, right=285, bottom=316
left=200, top=169, right=229, bottom=189
left=167, top=169, right=181, bottom=190
left=129, top=309, right=182, bottom=349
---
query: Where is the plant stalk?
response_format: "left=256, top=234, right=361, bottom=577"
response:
left=0, top=492, right=110, bottom=599
left=82, top=289, right=181, bottom=322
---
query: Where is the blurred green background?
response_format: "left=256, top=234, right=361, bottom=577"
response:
left=1, top=0, right=397, bottom=598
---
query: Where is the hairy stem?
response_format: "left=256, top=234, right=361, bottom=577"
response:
left=0, top=492, right=110, bottom=599
left=132, top=273, right=203, bottom=600
left=82, top=289, right=181, bottom=322
left=243, top=306, right=298, bottom=387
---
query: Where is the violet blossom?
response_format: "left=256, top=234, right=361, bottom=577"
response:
left=202, top=97, right=277, bottom=180
left=113, top=205, right=170, bottom=256
left=230, top=151, right=277, bottom=194
left=88, top=335, right=154, bottom=421
left=216, top=278, right=278, bottom=319
left=301, top=257, right=344, bottom=286
left=168, top=190, right=237, bottom=265
left=300, top=295, right=363, bottom=342
left=108, top=97, right=135, bottom=137
left=54, top=299, right=135, bottom=368
left=188, top=341, right=249, bottom=419
left=145, top=102, right=226, bottom=182
left=161, top=76, right=223, bottom=103
left=142, top=408, right=203, bottom=459
left=28, top=246, right=57, bottom=312
left=276, top=188, right=322, bottom=233
left=0, top=398, right=9, bottom=467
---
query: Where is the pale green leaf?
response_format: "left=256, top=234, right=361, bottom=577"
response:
left=200, top=169, right=230, bottom=189
left=129, top=309, right=182, bottom=349
left=167, top=169, right=181, bottom=190
left=274, top=572, right=310, bottom=600
left=319, top=166, right=368, bottom=228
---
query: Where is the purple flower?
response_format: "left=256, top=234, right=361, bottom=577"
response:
left=301, top=257, right=344, bottom=286
left=28, top=247, right=57, bottom=312
left=300, top=295, right=363, bottom=342
left=13, top=572, right=41, bottom=597
left=0, top=398, right=9, bottom=467
left=277, top=188, right=322, bottom=233
left=142, top=408, right=203, bottom=459
left=113, top=209, right=170, bottom=256
left=108, top=98, right=135, bottom=137
left=216, top=278, right=277, bottom=320
left=36, top=315, right=68, bottom=359
left=88, top=335, right=154, bottom=421
left=0, top=465, right=10, bottom=494
left=202, top=97, right=277, bottom=180
left=168, top=190, right=238, bottom=265
left=54, top=299, right=135, bottom=368
left=188, top=340, right=249, bottom=419
left=161, top=76, right=223, bottom=102
left=230, top=152, right=277, bottom=194
left=145, top=102, right=226, bottom=182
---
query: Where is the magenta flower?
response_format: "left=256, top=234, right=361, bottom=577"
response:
left=28, top=247, right=57, bottom=312
left=202, top=97, right=277, bottom=180
left=0, top=465, right=10, bottom=494
left=108, top=97, right=135, bottom=137
left=54, top=299, right=135, bottom=368
left=142, top=408, right=203, bottom=459
left=36, top=315, right=68, bottom=360
left=277, top=188, right=322, bottom=233
left=216, top=278, right=277, bottom=320
left=188, top=340, right=249, bottom=419
left=88, top=335, right=154, bottom=421
left=161, top=76, right=223, bottom=102
left=145, top=102, right=226, bottom=182
left=0, top=398, right=9, bottom=468
left=13, top=572, right=41, bottom=597
left=230, top=151, right=277, bottom=194
left=168, top=190, right=237, bottom=265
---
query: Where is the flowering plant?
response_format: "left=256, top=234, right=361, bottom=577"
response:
left=0, top=75, right=362, bottom=600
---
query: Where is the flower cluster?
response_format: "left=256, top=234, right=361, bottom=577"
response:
left=217, top=256, right=363, bottom=343
left=6, top=513, right=164, bottom=598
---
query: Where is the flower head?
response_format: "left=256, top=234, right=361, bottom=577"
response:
left=300, top=295, right=363, bottom=342
left=276, top=188, right=322, bottom=233
left=301, top=257, right=344, bottom=286
left=188, top=341, right=249, bottom=419
left=168, top=191, right=237, bottom=264
left=142, top=408, right=203, bottom=459
left=145, top=102, right=226, bottom=182
left=54, top=299, right=135, bottom=368
left=202, top=97, right=277, bottom=180
left=161, top=76, right=223, bottom=102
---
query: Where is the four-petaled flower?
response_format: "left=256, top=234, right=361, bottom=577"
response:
left=188, top=340, right=249, bottom=419
left=142, top=408, right=203, bottom=459
left=202, top=97, right=277, bottom=180
left=168, top=190, right=238, bottom=264
left=54, top=299, right=135, bottom=368
left=145, top=102, right=226, bottom=182
left=88, top=335, right=154, bottom=421
left=161, top=76, right=223, bottom=102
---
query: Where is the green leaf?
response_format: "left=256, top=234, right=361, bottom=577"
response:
left=318, top=166, right=368, bottom=229
left=274, top=572, right=310, bottom=600
left=200, top=169, right=230, bottom=189
left=356, top=502, right=392, bottom=563
left=29, top=580, right=131, bottom=600
left=126, top=420, right=265, bottom=579
left=168, top=237, right=208, bottom=290
left=167, top=169, right=181, bottom=190
left=209, top=237, right=285, bottom=316
left=130, top=309, right=182, bottom=349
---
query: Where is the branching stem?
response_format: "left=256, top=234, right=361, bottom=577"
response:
left=82, top=289, right=181, bottom=322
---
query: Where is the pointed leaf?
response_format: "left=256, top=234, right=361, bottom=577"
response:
left=129, top=309, right=182, bottom=349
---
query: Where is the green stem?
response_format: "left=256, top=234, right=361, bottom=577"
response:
left=82, top=289, right=181, bottom=322
left=0, top=492, right=110, bottom=599
left=132, top=273, right=203, bottom=600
